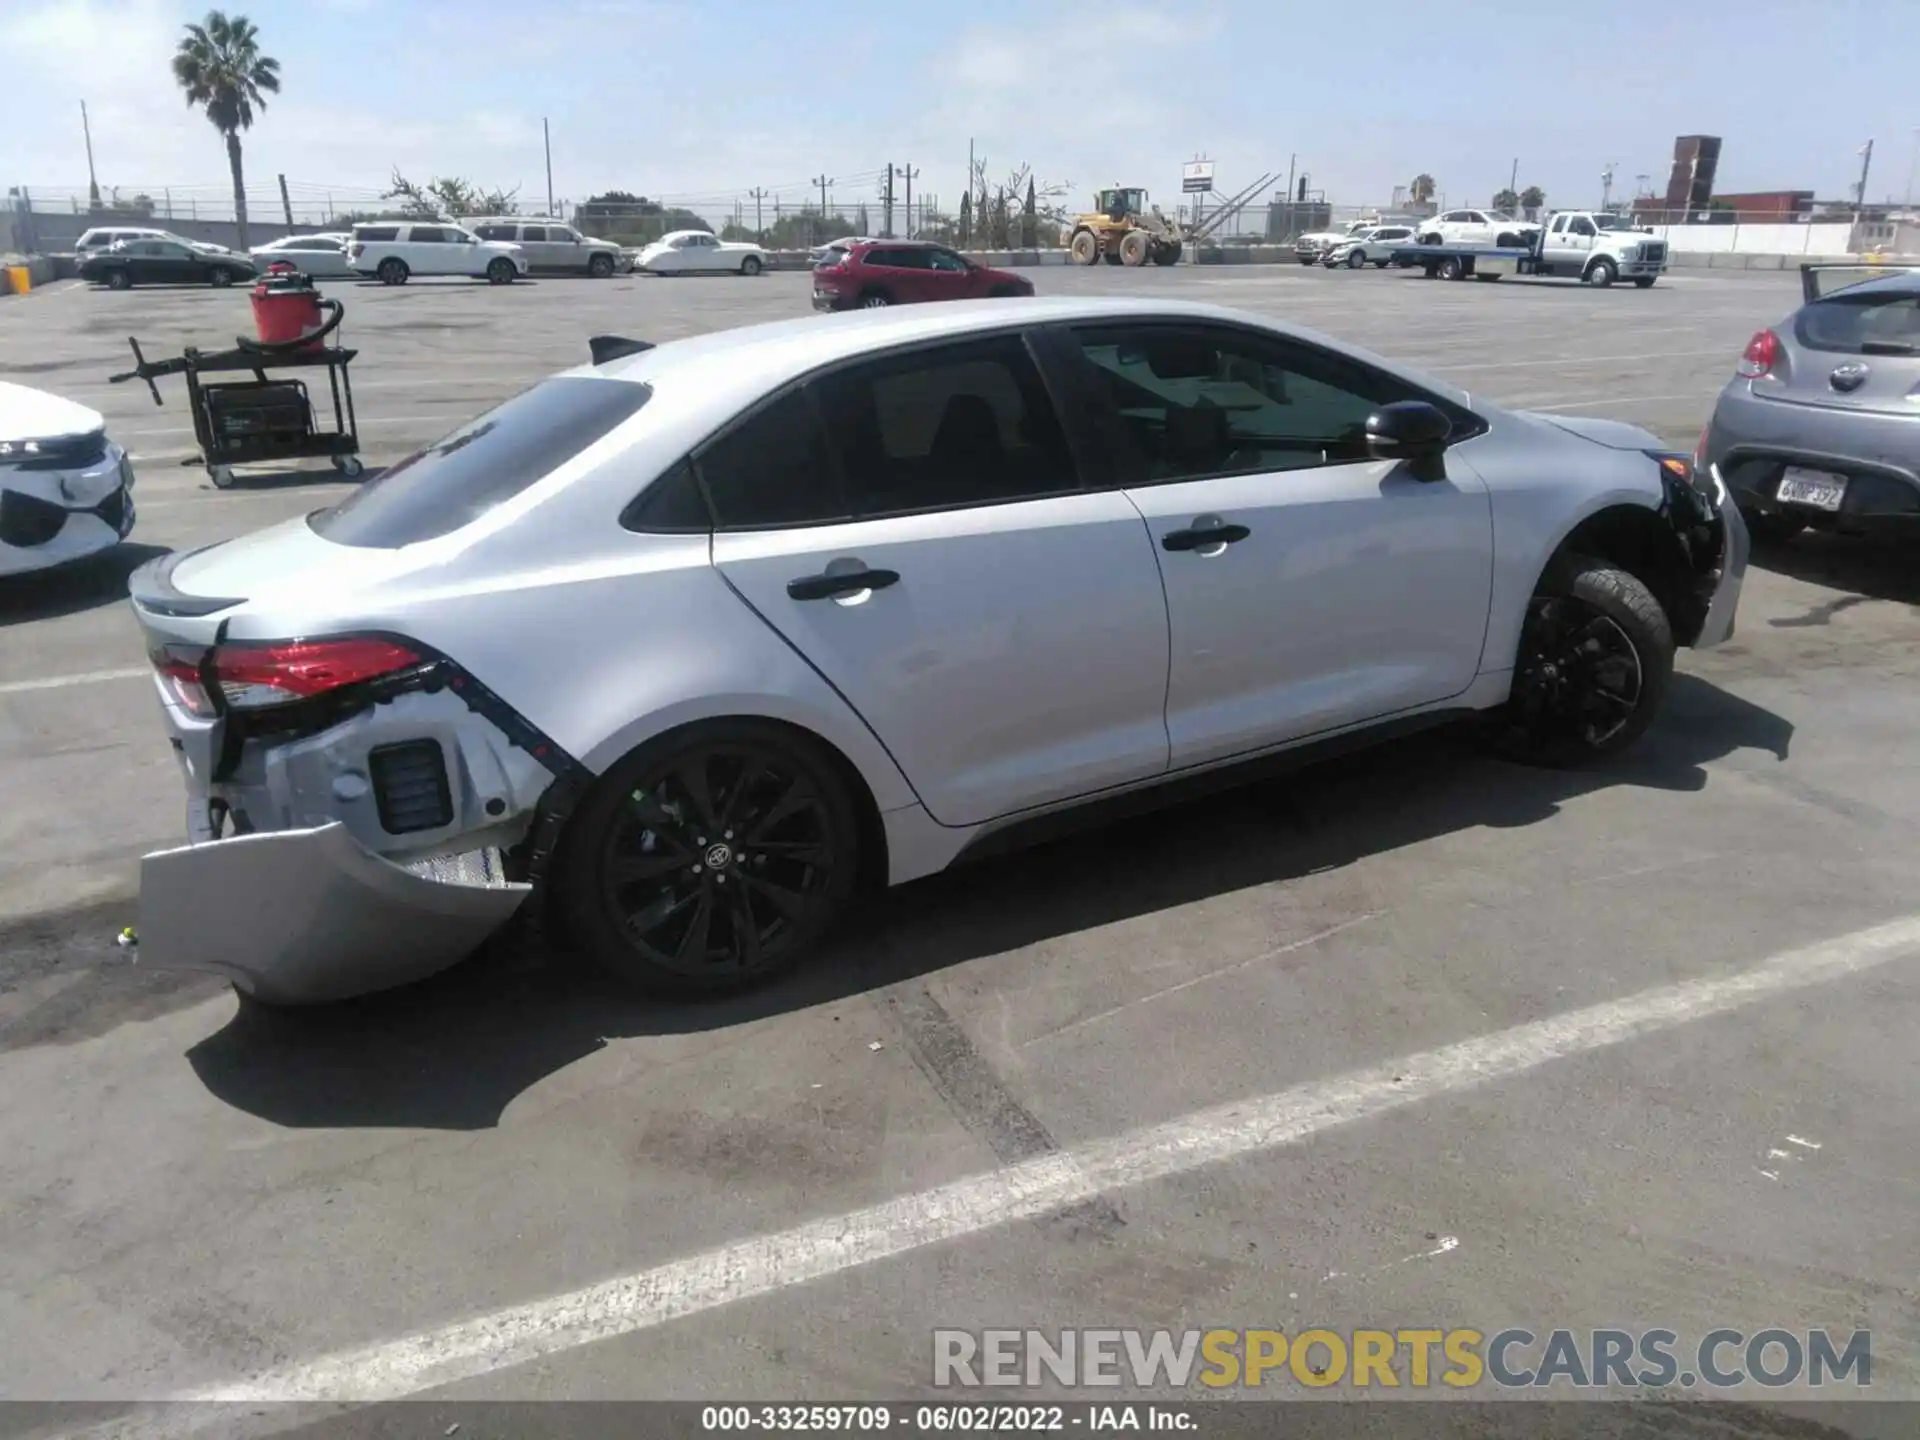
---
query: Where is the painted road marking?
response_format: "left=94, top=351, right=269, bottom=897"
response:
left=0, top=667, right=148, bottom=696
left=107, top=911, right=1920, bottom=1410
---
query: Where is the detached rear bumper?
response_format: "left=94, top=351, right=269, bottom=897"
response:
left=1694, top=467, right=1750, bottom=649
left=139, top=823, right=529, bottom=1006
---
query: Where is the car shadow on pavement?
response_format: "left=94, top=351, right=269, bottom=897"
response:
left=0, top=541, right=168, bottom=625
left=180, top=672, right=1795, bottom=1131
left=197, top=464, right=385, bottom=491
left=1749, top=530, right=1920, bottom=609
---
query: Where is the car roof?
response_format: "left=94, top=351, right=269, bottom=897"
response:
left=657, top=229, right=714, bottom=241
left=578, top=296, right=1474, bottom=411
left=848, top=238, right=943, bottom=250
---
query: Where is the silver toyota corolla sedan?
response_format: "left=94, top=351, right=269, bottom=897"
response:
left=128, top=297, right=1747, bottom=1006
left=1702, top=263, right=1920, bottom=542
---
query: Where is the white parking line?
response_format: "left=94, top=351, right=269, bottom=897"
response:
left=0, top=666, right=147, bottom=696
left=116, top=911, right=1920, bottom=1410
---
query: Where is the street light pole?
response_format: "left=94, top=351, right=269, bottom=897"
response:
left=81, top=100, right=100, bottom=208
left=543, top=117, right=554, bottom=218
left=1904, top=128, right=1919, bottom=211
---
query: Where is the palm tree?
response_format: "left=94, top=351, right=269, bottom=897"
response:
left=172, top=11, right=280, bottom=250
left=1410, top=173, right=1437, bottom=205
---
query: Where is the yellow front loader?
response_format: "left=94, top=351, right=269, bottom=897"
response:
left=1065, top=173, right=1283, bottom=268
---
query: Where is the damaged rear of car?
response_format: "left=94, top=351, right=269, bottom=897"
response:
left=127, top=372, right=656, bottom=1004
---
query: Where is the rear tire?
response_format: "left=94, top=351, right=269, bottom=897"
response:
left=208, top=267, right=234, bottom=288
left=551, top=720, right=861, bottom=999
left=106, top=269, right=133, bottom=290
left=1586, top=257, right=1617, bottom=288
left=1437, top=256, right=1464, bottom=281
left=376, top=258, right=409, bottom=286
left=1068, top=229, right=1100, bottom=266
left=1632, top=276, right=1657, bottom=289
left=1494, top=555, right=1674, bottom=767
left=858, top=289, right=890, bottom=308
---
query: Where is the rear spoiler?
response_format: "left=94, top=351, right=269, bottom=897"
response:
left=1799, top=261, right=1920, bottom=306
left=589, top=334, right=654, bottom=366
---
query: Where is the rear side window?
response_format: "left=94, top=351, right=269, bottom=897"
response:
left=311, top=377, right=652, bottom=548
left=697, top=390, right=846, bottom=529
left=473, top=224, right=514, bottom=240
left=355, top=226, right=399, bottom=242
left=520, top=225, right=549, bottom=241
left=1795, top=290, right=1920, bottom=354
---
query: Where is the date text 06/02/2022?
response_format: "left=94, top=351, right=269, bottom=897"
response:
left=931, top=1327, right=1873, bottom=1391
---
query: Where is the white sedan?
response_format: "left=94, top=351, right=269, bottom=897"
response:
left=635, top=230, right=768, bottom=276
left=1415, top=209, right=1542, bottom=247
left=248, top=232, right=355, bottom=278
left=0, top=382, right=136, bottom=578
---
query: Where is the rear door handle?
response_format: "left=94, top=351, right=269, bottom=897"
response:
left=787, top=567, right=900, bottom=601
left=1161, top=523, right=1250, bottom=552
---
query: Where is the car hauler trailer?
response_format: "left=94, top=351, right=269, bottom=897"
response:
left=1390, top=211, right=1669, bottom=288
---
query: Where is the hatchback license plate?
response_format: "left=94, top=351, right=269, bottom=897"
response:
left=1777, top=468, right=1847, bottom=511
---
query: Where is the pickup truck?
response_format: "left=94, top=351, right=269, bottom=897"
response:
left=1390, top=211, right=1669, bottom=287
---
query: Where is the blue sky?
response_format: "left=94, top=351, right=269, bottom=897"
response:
left=7, top=0, right=1920, bottom=224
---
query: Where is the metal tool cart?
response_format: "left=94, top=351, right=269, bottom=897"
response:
left=109, top=334, right=365, bottom=490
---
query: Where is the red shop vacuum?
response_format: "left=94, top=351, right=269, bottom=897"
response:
left=248, top=262, right=345, bottom=352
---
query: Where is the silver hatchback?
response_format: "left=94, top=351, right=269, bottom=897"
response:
left=1702, top=264, right=1920, bottom=541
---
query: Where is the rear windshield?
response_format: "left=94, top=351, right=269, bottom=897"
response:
left=1795, top=290, right=1920, bottom=354
left=814, top=245, right=849, bottom=267
left=310, top=377, right=652, bottom=548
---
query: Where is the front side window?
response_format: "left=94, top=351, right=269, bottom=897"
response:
left=1065, top=324, right=1416, bottom=482
left=928, top=249, right=969, bottom=273
left=312, top=377, right=652, bottom=548
left=811, top=335, right=1076, bottom=516
left=1571, top=219, right=1596, bottom=237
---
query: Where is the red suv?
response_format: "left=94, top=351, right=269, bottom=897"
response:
left=811, top=240, right=1035, bottom=311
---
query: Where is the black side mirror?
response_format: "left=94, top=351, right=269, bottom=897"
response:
left=1365, top=400, right=1452, bottom=479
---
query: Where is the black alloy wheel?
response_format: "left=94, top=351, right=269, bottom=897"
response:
left=1497, top=556, right=1673, bottom=766
left=556, top=724, right=859, bottom=996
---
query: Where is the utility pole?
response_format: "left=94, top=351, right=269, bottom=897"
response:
left=883, top=163, right=894, bottom=237
left=812, top=174, right=833, bottom=244
left=1854, top=138, right=1875, bottom=213
left=1507, top=156, right=1518, bottom=205
left=749, top=185, right=768, bottom=241
left=1600, top=162, right=1617, bottom=212
left=80, top=100, right=100, bottom=209
left=278, top=173, right=293, bottom=227
left=1904, top=128, right=1919, bottom=211
left=543, top=118, right=555, bottom=217
left=899, top=164, right=919, bottom=237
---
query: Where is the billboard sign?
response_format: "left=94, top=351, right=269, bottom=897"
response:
left=1182, top=160, right=1215, bottom=194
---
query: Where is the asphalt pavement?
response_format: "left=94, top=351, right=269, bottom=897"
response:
left=2, top=263, right=1917, bottom=1436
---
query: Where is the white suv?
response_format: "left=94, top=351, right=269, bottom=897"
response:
left=347, top=221, right=530, bottom=285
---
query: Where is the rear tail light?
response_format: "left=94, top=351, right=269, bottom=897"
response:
left=1736, top=329, right=1780, bottom=379
left=348, top=243, right=363, bottom=259
left=149, top=636, right=426, bottom=717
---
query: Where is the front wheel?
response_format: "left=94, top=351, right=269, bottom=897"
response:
left=106, top=269, right=133, bottom=291
left=551, top=721, right=861, bottom=998
left=486, top=258, right=516, bottom=285
left=1586, top=257, right=1618, bottom=288
left=1345, top=248, right=1367, bottom=269
left=1632, top=276, right=1657, bottom=289
left=1495, top=555, right=1674, bottom=767
left=588, top=253, right=616, bottom=278
left=739, top=255, right=762, bottom=276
